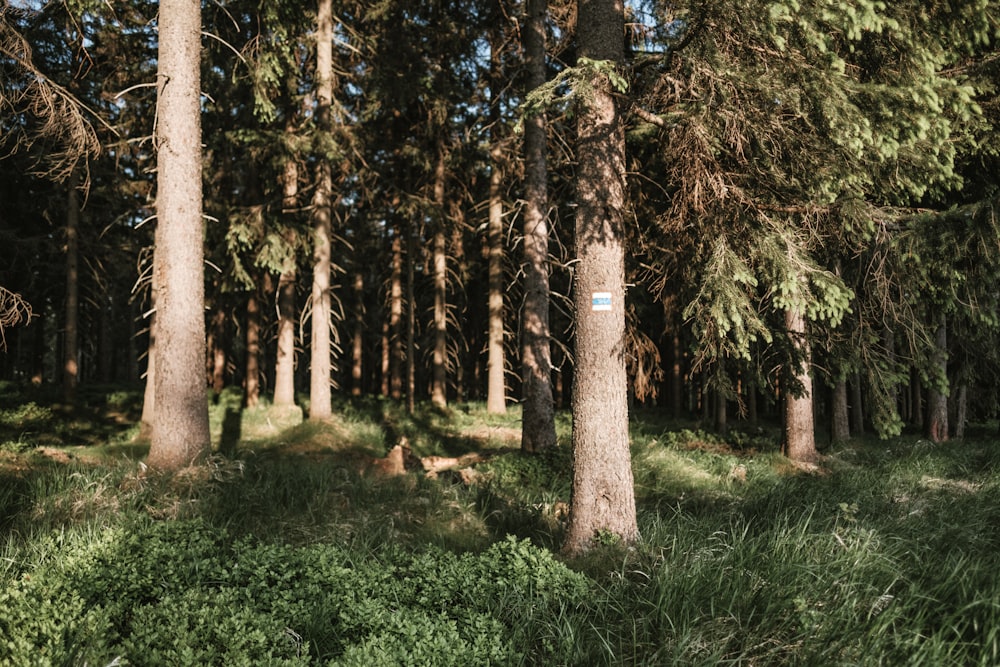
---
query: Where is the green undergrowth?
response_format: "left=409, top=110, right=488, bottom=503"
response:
left=2, top=384, right=1000, bottom=664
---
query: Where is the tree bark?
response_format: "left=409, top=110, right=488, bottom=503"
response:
left=389, top=232, right=404, bottom=399
left=783, top=305, right=819, bottom=463
left=63, top=169, right=80, bottom=403
left=245, top=287, right=261, bottom=408
left=520, top=0, right=557, bottom=451
left=406, top=231, right=417, bottom=414
left=564, top=0, right=638, bottom=555
left=351, top=270, right=364, bottom=396
left=926, top=315, right=949, bottom=442
left=486, top=119, right=507, bottom=414
left=274, top=151, right=298, bottom=408
left=431, top=146, right=449, bottom=409
left=309, top=0, right=334, bottom=420
left=850, top=373, right=865, bottom=436
left=147, top=0, right=211, bottom=470
left=831, top=377, right=850, bottom=443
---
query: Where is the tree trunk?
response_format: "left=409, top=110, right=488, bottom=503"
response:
left=520, top=0, right=557, bottom=451
left=147, top=0, right=210, bottom=470
left=783, top=305, right=819, bottom=463
left=714, top=386, right=728, bottom=435
left=564, top=0, right=638, bottom=555
left=850, top=373, right=865, bottom=436
left=351, top=271, right=364, bottom=396
left=209, top=306, right=226, bottom=394
left=309, top=0, right=334, bottom=420
left=831, top=377, right=850, bottom=443
left=431, top=147, right=449, bottom=409
left=245, top=287, right=261, bottom=408
left=486, top=124, right=506, bottom=414
left=273, top=152, right=298, bottom=408
left=63, top=169, right=80, bottom=403
left=926, top=315, right=949, bottom=442
left=389, top=232, right=404, bottom=399
left=406, top=231, right=417, bottom=414
left=670, top=330, right=683, bottom=419
left=953, top=382, right=967, bottom=439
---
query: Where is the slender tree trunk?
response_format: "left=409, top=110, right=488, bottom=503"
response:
left=431, top=147, right=449, bottom=409
left=245, top=287, right=261, bottom=408
left=670, top=330, right=683, bottom=419
left=309, top=0, right=334, bottom=420
left=97, top=296, right=113, bottom=383
left=63, top=169, right=80, bottom=403
left=274, top=152, right=298, bottom=408
left=783, top=305, right=819, bottom=463
left=485, top=38, right=507, bottom=415
left=139, top=282, right=156, bottom=440
left=406, top=231, right=417, bottom=414
left=715, top=386, right=728, bottom=435
left=147, top=0, right=210, bottom=470
left=850, top=374, right=865, bottom=435
left=209, top=306, right=226, bottom=394
left=564, top=0, right=638, bottom=555
left=926, top=315, right=949, bottom=442
left=520, top=0, right=557, bottom=450
left=389, top=232, right=404, bottom=399
left=954, top=382, right=967, bottom=439
left=831, top=377, right=850, bottom=443
left=351, top=271, right=364, bottom=396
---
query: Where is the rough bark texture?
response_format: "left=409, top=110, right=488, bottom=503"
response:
left=926, top=316, right=949, bottom=443
left=564, top=0, right=638, bottom=556
left=308, top=0, right=334, bottom=420
left=63, top=171, right=79, bottom=403
left=831, top=377, right=850, bottom=443
left=147, top=0, right=210, bottom=470
left=406, top=233, right=416, bottom=414
left=520, top=0, right=557, bottom=452
left=273, top=155, right=298, bottom=407
left=431, top=147, right=448, bottom=409
left=783, top=306, right=819, bottom=463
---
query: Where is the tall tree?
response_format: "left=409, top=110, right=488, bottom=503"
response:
left=309, top=0, right=334, bottom=420
left=520, top=0, right=557, bottom=451
left=564, top=0, right=639, bottom=555
left=147, top=0, right=211, bottom=470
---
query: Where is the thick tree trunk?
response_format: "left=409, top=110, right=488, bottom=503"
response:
left=926, top=315, right=949, bottom=442
left=520, top=0, right=557, bottom=451
left=245, top=287, right=261, bottom=408
left=147, top=0, right=210, bottom=470
left=273, top=154, right=298, bottom=408
left=564, top=0, right=638, bottom=556
left=309, top=0, right=334, bottom=420
left=63, top=170, right=80, bottom=403
left=783, top=305, right=819, bottom=463
left=831, top=377, right=850, bottom=443
left=431, top=147, right=449, bottom=409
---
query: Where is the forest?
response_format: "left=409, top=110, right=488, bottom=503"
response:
left=1, top=0, right=1000, bottom=663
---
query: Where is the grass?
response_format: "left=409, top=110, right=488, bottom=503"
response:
left=1, top=383, right=999, bottom=664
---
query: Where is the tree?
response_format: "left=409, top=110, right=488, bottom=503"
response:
left=147, top=0, right=211, bottom=471
left=520, top=0, right=557, bottom=451
left=563, top=0, right=639, bottom=555
left=308, top=0, right=335, bottom=421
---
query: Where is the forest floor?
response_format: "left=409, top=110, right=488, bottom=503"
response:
left=2, top=382, right=999, bottom=665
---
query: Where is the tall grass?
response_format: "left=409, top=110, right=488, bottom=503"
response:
left=1, top=385, right=999, bottom=664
